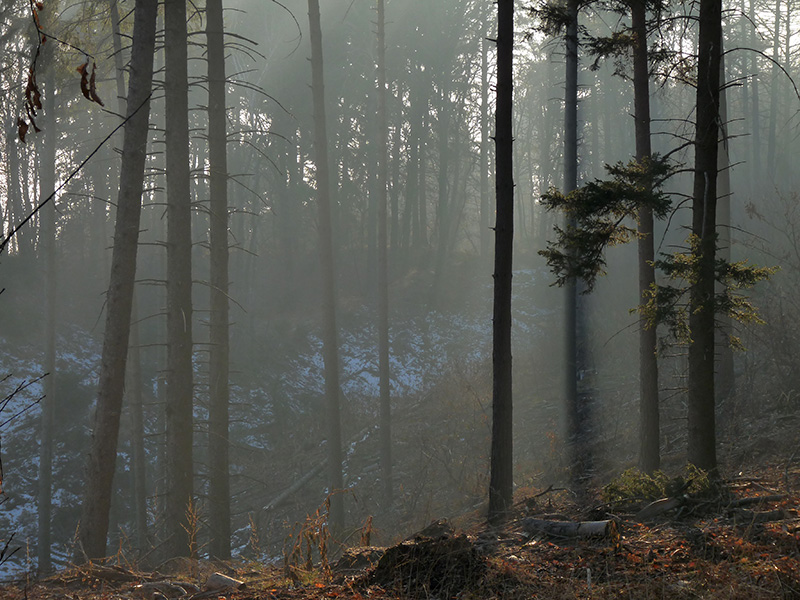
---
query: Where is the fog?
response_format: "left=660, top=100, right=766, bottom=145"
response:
left=0, top=0, right=798, bottom=573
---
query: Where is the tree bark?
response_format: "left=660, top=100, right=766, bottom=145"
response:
left=631, top=0, right=660, bottom=474
left=79, top=0, right=158, bottom=560
left=308, top=0, right=345, bottom=532
left=164, top=0, right=195, bottom=557
left=564, top=0, right=580, bottom=467
left=687, top=0, right=722, bottom=474
left=206, top=0, right=232, bottom=560
left=488, top=0, right=514, bottom=525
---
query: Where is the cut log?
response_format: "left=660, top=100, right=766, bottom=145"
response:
left=521, top=518, right=619, bottom=540
left=635, top=497, right=684, bottom=522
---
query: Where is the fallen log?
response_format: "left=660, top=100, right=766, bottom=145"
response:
left=521, top=518, right=618, bottom=540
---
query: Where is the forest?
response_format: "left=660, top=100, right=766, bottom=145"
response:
left=0, top=0, right=799, bottom=597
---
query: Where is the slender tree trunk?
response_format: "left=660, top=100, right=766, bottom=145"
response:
left=37, top=70, right=56, bottom=575
left=480, top=37, right=491, bottom=260
left=687, top=0, right=722, bottom=473
left=164, top=0, right=195, bottom=557
left=79, top=0, right=158, bottom=560
left=126, top=297, right=148, bottom=554
left=564, top=0, right=580, bottom=458
left=418, top=107, right=429, bottom=250
left=376, top=0, right=393, bottom=507
left=749, top=0, right=761, bottom=187
left=716, top=36, right=734, bottom=403
left=488, top=0, right=514, bottom=525
left=631, top=0, right=660, bottom=473
left=766, top=0, right=781, bottom=179
left=207, top=0, right=231, bottom=559
left=431, top=82, right=450, bottom=304
left=308, top=0, right=345, bottom=532
left=110, top=0, right=148, bottom=554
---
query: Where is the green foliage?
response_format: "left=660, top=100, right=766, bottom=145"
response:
left=539, top=155, right=674, bottom=291
left=640, top=235, right=777, bottom=345
left=602, top=465, right=715, bottom=507
left=603, top=468, right=671, bottom=505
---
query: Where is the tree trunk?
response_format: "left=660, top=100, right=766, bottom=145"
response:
left=37, top=68, right=57, bottom=575
left=376, top=0, right=393, bottom=507
left=564, top=0, right=580, bottom=465
left=206, top=0, right=231, bottom=559
left=164, top=0, right=195, bottom=557
left=431, top=81, right=450, bottom=305
left=308, top=0, right=345, bottom=532
left=631, top=0, right=660, bottom=474
left=766, top=0, right=781, bottom=180
left=78, top=0, right=158, bottom=561
left=480, top=37, right=490, bottom=261
left=488, top=0, right=514, bottom=525
left=749, top=0, right=761, bottom=188
left=687, top=0, right=722, bottom=474
left=715, top=36, right=734, bottom=404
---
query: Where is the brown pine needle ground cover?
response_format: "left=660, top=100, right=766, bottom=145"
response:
left=2, top=463, right=798, bottom=599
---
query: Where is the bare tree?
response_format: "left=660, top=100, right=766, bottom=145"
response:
left=308, top=0, right=345, bottom=532
left=79, top=0, right=158, bottom=560
left=489, top=0, right=514, bottom=525
left=206, top=0, right=232, bottom=559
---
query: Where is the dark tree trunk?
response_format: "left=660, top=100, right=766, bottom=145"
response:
left=164, top=0, right=195, bottom=557
left=488, top=0, right=514, bottom=525
left=78, top=0, right=158, bottom=560
left=207, top=0, right=231, bottom=559
left=564, top=0, right=580, bottom=458
left=687, top=0, right=722, bottom=474
left=110, top=0, right=148, bottom=555
left=631, top=0, right=660, bottom=474
left=308, top=0, right=345, bottom=532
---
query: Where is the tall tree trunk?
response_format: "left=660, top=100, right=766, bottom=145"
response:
left=431, top=82, right=450, bottom=304
left=716, top=36, right=734, bottom=403
left=631, top=0, right=660, bottom=473
left=308, top=0, right=345, bottom=532
left=78, top=0, right=158, bottom=560
left=126, top=297, right=148, bottom=554
left=749, top=0, right=761, bottom=188
left=687, top=0, right=722, bottom=474
left=376, top=0, right=393, bottom=507
left=564, top=0, right=580, bottom=462
left=766, top=0, right=781, bottom=179
left=488, top=0, right=514, bottom=525
left=206, top=0, right=231, bottom=559
left=480, top=37, right=491, bottom=260
left=37, top=69, right=57, bottom=575
left=164, top=0, right=195, bottom=557
left=110, top=0, right=149, bottom=554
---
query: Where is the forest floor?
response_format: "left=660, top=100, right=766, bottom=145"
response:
left=2, top=462, right=798, bottom=599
